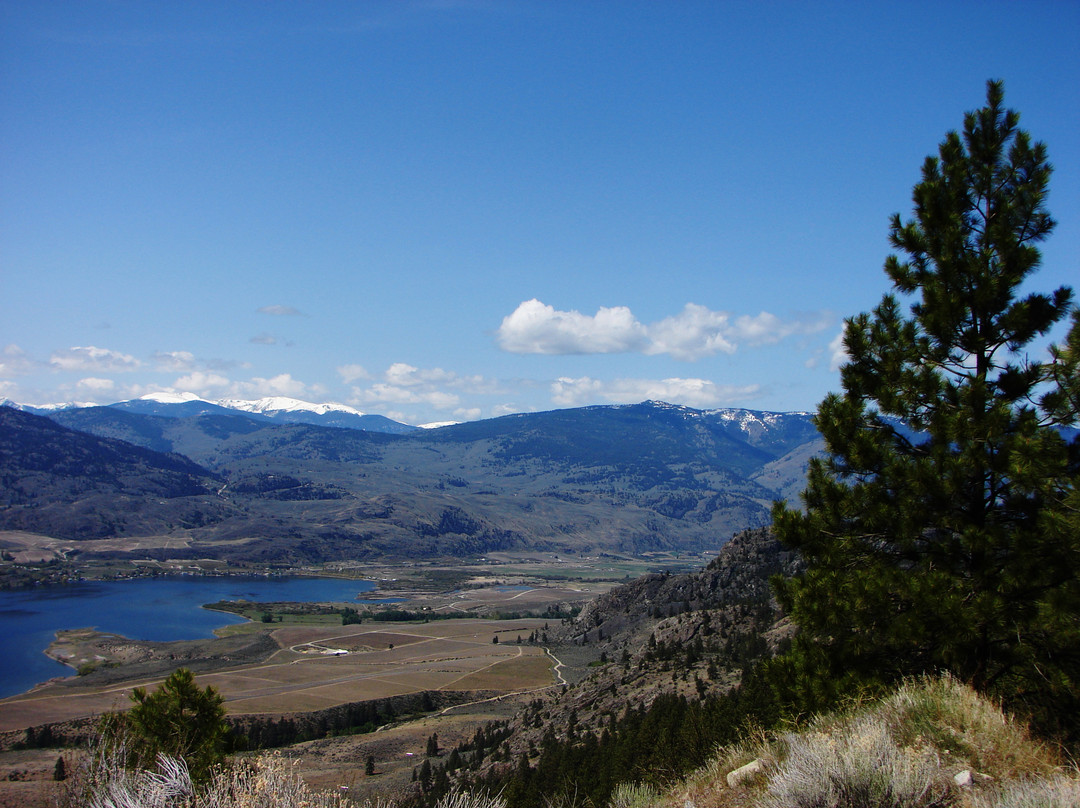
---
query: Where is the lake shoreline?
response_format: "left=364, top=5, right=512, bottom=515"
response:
left=0, top=575, right=379, bottom=700
left=40, top=626, right=281, bottom=689
left=0, top=560, right=377, bottom=592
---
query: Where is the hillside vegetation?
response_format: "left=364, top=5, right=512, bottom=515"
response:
left=631, top=676, right=1079, bottom=808
left=57, top=677, right=1078, bottom=808
left=1, top=401, right=821, bottom=562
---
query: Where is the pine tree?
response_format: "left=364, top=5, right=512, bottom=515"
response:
left=125, top=668, right=231, bottom=781
left=772, top=81, right=1078, bottom=733
left=418, top=758, right=432, bottom=791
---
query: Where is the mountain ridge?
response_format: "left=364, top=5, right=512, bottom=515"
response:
left=3, top=395, right=822, bottom=442
left=2, top=393, right=419, bottom=435
left=0, top=400, right=824, bottom=562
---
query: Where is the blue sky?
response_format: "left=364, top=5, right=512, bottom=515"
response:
left=2, top=1, right=1078, bottom=425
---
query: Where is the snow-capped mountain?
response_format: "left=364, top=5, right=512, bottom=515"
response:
left=132, top=392, right=366, bottom=418
left=4, top=393, right=417, bottom=435
left=707, top=407, right=815, bottom=428
left=217, top=396, right=366, bottom=417
left=215, top=396, right=413, bottom=432
left=0, top=398, right=99, bottom=414
left=609, top=400, right=820, bottom=454
left=704, top=407, right=818, bottom=451
left=139, top=391, right=205, bottom=405
left=3, top=395, right=826, bottom=442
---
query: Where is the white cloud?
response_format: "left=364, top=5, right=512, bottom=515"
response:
left=730, top=312, right=796, bottom=344
left=75, top=377, right=116, bottom=394
left=173, top=371, right=232, bottom=394
left=550, top=376, right=761, bottom=408
left=151, top=351, right=197, bottom=372
left=167, top=371, right=325, bottom=401
left=423, top=390, right=462, bottom=409
left=496, top=299, right=648, bottom=355
left=646, top=304, right=736, bottom=360
left=346, top=361, right=767, bottom=422
left=354, top=383, right=460, bottom=410
left=492, top=402, right=526, bottom=417
left=497, top=300, right=830, bottom=359
left=3, top=378, right=160, bottom=407
left=346, top=363, right=502, bottom=414
left=250, top=333, right=278, bottom=345
left=239, top=373, right=323, bottom=399
left=828, top=329, right=848, bottom=371
left=50, top=346, right=141, bottom=372
left=337, top=364, right=370, bottom=384
left=385, top=362, right=458, bottom=387
left=0, top=345, right=36, bottom=377
left=455, top=373, right=502, bottom=395
left=257, top=305, right=303, bottom=316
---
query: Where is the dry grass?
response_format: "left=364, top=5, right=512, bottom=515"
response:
left=648, top=675, right=1076, bottom=808
left=881, top=675, right=1058, bottom=781
left=57, top=737, right=510, bottom=808
left=53, top=662, right=1080, bottom=808
left=57, top=741, right=359, bottom=808
left=607, top=782, right=660, bottom=808
left=963, top=773, right=1080, bottom=808
left=434, top=792, right=507, bottom=808
left=760, top=715, right=952, bottom=808
left=443, top=653, right=553, bottom=691
left=674, top=732, right=775, bottom=806
left=54, top=675, right=1078, bottom=808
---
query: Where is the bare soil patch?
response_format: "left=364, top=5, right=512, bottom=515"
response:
left=0, top=747, right=68, bottom=808
left=279, top=695, right=530, bottom=803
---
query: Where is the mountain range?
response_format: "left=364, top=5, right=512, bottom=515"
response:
left=0, top=398, right=823, bottom=563
left=5, top=393, right=419, bottom=435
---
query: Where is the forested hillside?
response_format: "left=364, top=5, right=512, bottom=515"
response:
left=1, top=401, right=822, bottom=562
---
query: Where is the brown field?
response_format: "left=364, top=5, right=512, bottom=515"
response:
left=271, top=698, right=530, bottom=802
left=0, top=618, right=556, bottom=732
left=0, top=530, right=200, bottom=561
left=0, top=572, right=601, bottom=807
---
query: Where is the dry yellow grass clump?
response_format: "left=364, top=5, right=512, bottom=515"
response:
left=56, top=735, right=504, bottom=808
left=661, top=675, right=1078, bottom=808
left=56, top=734, right=357, bottom=808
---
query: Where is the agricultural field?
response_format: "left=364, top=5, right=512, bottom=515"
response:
left=0, top=618, right=557, bottom=733
left=0, top=575, right=595, bottom=806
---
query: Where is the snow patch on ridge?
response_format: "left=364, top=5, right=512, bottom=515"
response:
left=217, top=396, right=366, bottom=417
left=707, top=407, right=812, bottom=427
left=139, top=391, right=207, bottom=405
left=1, top=398, right=99, bottom=411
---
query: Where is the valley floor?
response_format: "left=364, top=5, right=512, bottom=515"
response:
left=0, top=571, right=612, bottom=806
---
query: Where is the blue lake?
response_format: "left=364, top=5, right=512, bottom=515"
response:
left=0, top=576, right=377, bottom=699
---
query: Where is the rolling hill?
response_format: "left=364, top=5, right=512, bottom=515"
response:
left=1, top=401, right=823, bottom=563
left=0, top=406, right=226, bottom=540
